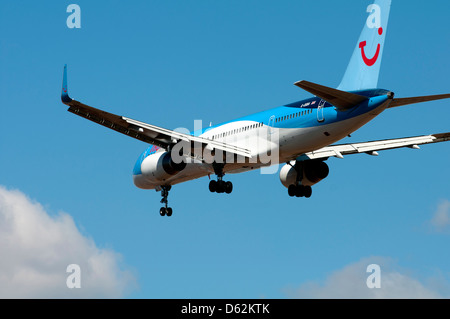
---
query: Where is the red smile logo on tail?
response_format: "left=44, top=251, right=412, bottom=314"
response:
left=359, top=27, right=383, bottom=66
left=360, top=3, right=383, bottom=67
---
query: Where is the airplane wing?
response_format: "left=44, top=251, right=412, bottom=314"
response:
left=296, top=133, right=450, bottom=161
left=61, top=65, right=252, bottom=159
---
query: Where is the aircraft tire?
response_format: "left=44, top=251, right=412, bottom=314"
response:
left=209, top=180, right=217, bottom=192
left=225, top=181, right=233, bottom=194
left=304, top=186, right=312, bottom=198
left=288, top=185, right=296, bottom=197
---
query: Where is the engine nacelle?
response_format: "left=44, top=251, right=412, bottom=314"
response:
left=141, top=151, right=186, bottom=182
left=280, top=161, right=329, bottom=188
left=279, top=164, right=297, bottom=188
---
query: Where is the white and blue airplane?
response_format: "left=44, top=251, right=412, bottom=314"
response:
left=61, top=0, right=449, bottom=216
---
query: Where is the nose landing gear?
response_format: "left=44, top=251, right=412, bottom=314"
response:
left=159, top=185, right=173, bottom=216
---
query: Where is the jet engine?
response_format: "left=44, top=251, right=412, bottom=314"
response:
left=141, top=151, right=186, bottom=182
left=280, top=160, right=329, bottom=188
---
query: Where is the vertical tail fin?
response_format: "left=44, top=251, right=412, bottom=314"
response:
left=337, top=0, right=392, bottom=91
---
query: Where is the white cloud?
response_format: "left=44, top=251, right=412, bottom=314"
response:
left=430, top=199, right=450, bottom=233
left=0, top=186, right=137, bottom=298
left=285, top=257, right=448, bottom=299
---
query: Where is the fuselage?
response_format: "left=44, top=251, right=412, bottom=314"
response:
left=133, top=89, right=392, bottom=189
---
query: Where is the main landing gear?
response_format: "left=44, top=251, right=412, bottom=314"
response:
left=288, top=184, right=312, bottom=198
left=287, top=162, right=312, bottom=198
left=209, top=163, right=233, bottom=194
left=159, top=185, right=173, bottom=217
left=209, top=179, right=233, bottom=194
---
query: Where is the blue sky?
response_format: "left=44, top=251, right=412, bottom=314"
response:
left=0, top=0, right=449, bottom=298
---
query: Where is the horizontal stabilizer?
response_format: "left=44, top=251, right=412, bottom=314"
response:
left=388, top=93, right=450, bottom=108
left=295, top=80, right=368, bottom=111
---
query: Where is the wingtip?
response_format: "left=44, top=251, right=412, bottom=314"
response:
left=293, top=80, right=305, bottom=87
left=432, top=132, right=450, bottom=141
left=61, top=64, right=72, bottom=104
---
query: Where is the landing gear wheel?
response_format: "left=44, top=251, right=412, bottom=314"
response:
left=304, top=186, right=312, bottom=198
left=216, top=180, right=225, bottom=193
left=295, top=185, right=305, bottom=197
left=288, top=185, right=296, bottom=197
left=225, top=181, right=233, bottom=194
left=287, top=185, right=313, bottom=198
left=209, top=180, right=217, bottom=192
left=166, top=207, right=173, bottom=217
left=159, top=207, right=166, bottom=216
left=209, top=178, right=234, bottom=194
left=209, top=162, right=234, bottom=195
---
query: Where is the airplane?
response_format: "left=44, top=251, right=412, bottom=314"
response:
left=61, top=0, right=449, bottom=217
